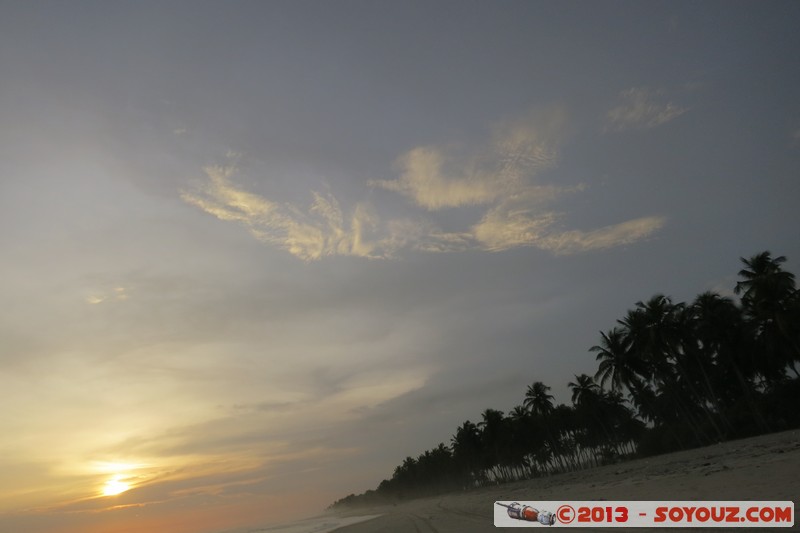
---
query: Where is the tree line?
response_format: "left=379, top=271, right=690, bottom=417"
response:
left=331, top=251, right=800, bottom=507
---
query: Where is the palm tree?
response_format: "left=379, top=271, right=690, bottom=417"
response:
left=569, top=375, right=634, bottom=461
left=620, top=294, right=718, bottom=444
left=601, top=390, right=644, bottom=456
left=415, top=443, right=454, bottom=493
left=592, top=327, right=644, bottom=393
left=735, top=251, right=799, bottom=380
left=505, top=406, right=534, bottom=480
left=451, top=420, right=482, bottom=487
left=507, top=405, right=550, bottom=478
left=621, top=295, right=684, bottom=377
left=478, top=409, right=508, bottom=482
left=688, top=292, right=757, bottom=402
left=523, top=381, right=555, bottom=416
left=549, top=404, right=580, bottom=471
left=509, top=405, right=529, bottom=421
left=735, top=252, right=795, bottom=308
left=523, top=382, right=569, bottom=473
left=568, top=374, right=600, bottom=406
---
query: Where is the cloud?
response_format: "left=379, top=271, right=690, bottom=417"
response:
left=84, top=286, right=129, bottom=305
left=536, top=216, right=666, bottom=254
left=372, top=146, right=506, bottom=209
left=182, top=107, right=665, bottom=260
left=472, top=209, right=558, bottom=252
left=606, top=87, right=687, bottom=131
left=181, top=164, right=387, bottom=260
left=381, top=218, right=472, bottom=254
left=465, top=194, right=664, bottom=254
left=469, top=184, right=581, bottom=251
left=371, top=108, right=564, bottom=210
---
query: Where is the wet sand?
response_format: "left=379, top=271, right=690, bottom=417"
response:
left=331, top=429, right=799, bottom=532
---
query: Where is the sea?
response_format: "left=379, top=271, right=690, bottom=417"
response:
left=219, top=514, right=381, bottom=533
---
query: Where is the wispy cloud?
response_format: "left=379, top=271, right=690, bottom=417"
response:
left=84, top=287, right=129, bottom=305
left=606, top=87, right=687, bottom=131
left=372, top=146, right=506, bottom=209
left=371, top=108, right=564, bottom=209
left=181, top=164, right=386, bottom=260
left=182, top=108, right=665, bottom=260
left=536, top=216, right=666, bottom=255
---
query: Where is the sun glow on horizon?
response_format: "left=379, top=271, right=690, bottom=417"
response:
left=102, top=475, right=130, bottom=496
left=91, top=460, right=153, bottom=498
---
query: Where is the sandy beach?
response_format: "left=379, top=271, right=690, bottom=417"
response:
left=331, top=429, right=799, bottom=532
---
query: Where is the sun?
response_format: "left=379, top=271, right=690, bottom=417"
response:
left=102, top=475, right=130, bottom=496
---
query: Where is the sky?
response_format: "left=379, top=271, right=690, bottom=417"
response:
left=1, top=1, right=799, bottom=532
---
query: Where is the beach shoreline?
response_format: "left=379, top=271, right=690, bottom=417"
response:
left=330, top=429, right=799, bottom=532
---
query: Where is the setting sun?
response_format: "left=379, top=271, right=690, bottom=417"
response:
left=102, top=476, right=130, bottom=497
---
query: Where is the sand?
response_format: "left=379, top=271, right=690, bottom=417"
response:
left=331, top=429, right=800, bottom=532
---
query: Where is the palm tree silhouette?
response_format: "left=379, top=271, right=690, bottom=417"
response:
left=523, top=381, right=555, bottom=416
left=478, top=409, right=509, bottom=482
left=592, top=327, right=643, bottom=393
left=735, top=251, right=799, bottom=379
left=451, top=420, right=482, bottom=486
left=568, top=374, right=600, bottom=405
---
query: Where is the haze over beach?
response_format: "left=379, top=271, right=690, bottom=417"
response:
left=1, top=2, right=799, bottom=532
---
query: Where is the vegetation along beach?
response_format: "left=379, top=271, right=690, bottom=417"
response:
left=330, top=252, right=800, bottom=529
